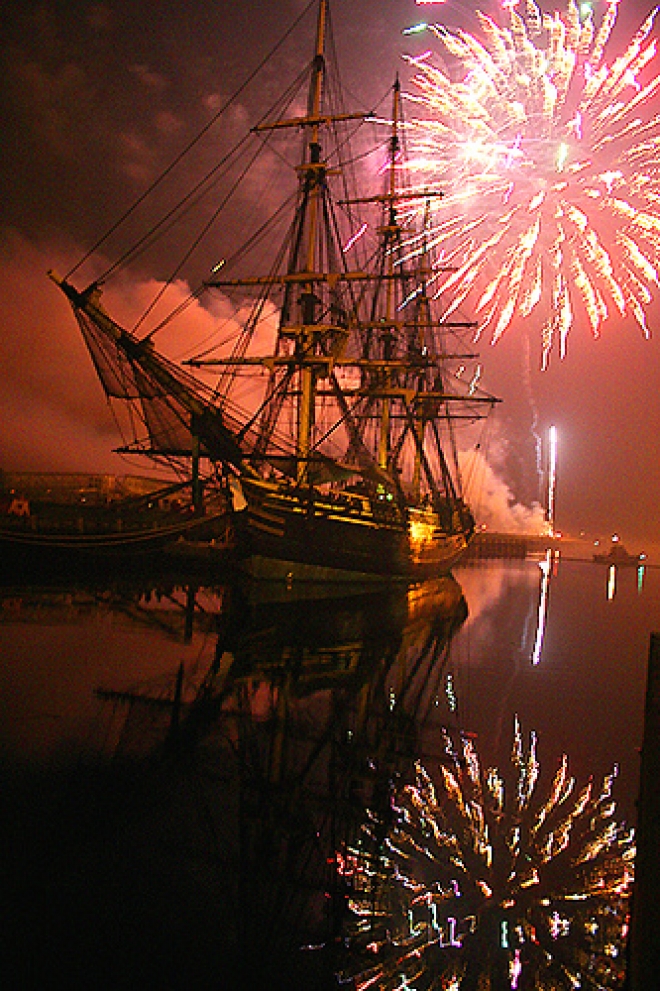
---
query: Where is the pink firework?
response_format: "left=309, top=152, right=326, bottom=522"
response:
left=403, top=0, right=660, bottom=366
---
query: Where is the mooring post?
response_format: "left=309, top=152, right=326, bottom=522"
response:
left=625, top=632, right=660, bottom=988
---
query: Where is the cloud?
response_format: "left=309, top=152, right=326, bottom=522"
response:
left=0, top=232, right=245, bottom=476
left=129, top=64, right=169, bottom=92
left=5, top=53, right=90, bottom=162
left=0, top=233, right=121, bottom=472
left=155, top=110, right=185, bottom=136
left=86, top=4, right=115, bottom=33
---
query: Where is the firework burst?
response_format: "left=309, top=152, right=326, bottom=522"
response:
left=403, top=0, right=660, bottom=366
left=337, top=718, right=634, bottom=989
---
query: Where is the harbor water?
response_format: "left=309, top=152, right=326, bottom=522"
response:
left=1, top=553, right=657, bottom=988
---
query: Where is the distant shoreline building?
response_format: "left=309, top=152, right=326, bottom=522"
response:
left=0, top=471, right=171, bottom=508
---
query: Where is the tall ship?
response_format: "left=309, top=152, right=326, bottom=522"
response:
left=49, top=0, right=498, bottom=584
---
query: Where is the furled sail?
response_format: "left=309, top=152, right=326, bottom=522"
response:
left=49, top=272, right=245, bottom=466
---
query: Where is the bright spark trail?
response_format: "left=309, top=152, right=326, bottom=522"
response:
left=547, top=423, right=557, bottom=535
left=403, top=0, right=660, bottom=367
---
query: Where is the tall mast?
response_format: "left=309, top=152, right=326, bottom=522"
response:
left=304, top=0, right=326, bottom=273
left=411, top=196, right=432, bottom=502
left=296, top=0, right=328, bottom=484
left=200, top=0, right=372, bottom=484
left=377, top=77, right=402, bottom=473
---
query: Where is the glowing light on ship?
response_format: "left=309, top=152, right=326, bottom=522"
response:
left=403, top=0, right=660, bottom=366
left=338, top=719, right=635, bottom=989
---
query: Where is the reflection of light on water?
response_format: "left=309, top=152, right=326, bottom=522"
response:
left=340, top=721, right=635, bottom=989
left=607, top=563, right=644, bottom=600
left=510, top=947, right=522, bottom=989
left=531, top=548, right=554, bottom=666
left=607, top=565, right=617, bottom=601
left=445, top=673, right=457, bottom=711
left=455, top=563, right=537, bottom=637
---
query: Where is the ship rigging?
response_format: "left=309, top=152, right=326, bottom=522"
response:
left=50, top=0, right=499, bottom=582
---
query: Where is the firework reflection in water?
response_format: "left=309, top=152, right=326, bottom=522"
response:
left=402, top=0, right=660, bottom=366
left=337, top=718, right=634, bottom=989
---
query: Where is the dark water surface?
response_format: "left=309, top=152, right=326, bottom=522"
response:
left=1, top=555, right=656, bottom=988
left=452, top=556, right=657, bottom=823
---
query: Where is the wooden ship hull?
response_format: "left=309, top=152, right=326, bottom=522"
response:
left=237, top=476, right=469, bottom=582
left=0, top=489, right=233, bottom=575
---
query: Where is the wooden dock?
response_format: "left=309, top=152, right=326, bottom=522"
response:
left=464, top=531, right=556, bottom=560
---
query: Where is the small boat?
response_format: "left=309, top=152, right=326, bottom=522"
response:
left=48, top=0, right=498, bottom=584
left=593, top=543, right=643, bottom=566
left=0, top=478, right=232, bottom=573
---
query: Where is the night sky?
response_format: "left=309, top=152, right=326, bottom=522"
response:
left=2, top=0, right=659, bottom=550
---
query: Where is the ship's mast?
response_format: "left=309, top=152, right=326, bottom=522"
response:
left=296, top=0, right=328, bottom=485
left=197, top=5, right=498, bottom=495
left=377, top=78, right=402, bottom=474
left=411, top=198, right=430, bottom=501
left=199, top=0, right=372, bottom=485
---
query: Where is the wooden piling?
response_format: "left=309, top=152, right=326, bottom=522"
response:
left=625, top=632, right=660, bottom=988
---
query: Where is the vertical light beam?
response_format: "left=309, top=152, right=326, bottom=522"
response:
left=547, top=425, right=557, bottom=537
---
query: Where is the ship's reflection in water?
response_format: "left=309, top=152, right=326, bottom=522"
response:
left=1, top=576, right=466, bottom=988
left=0, top=565, right=644, bottom=989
